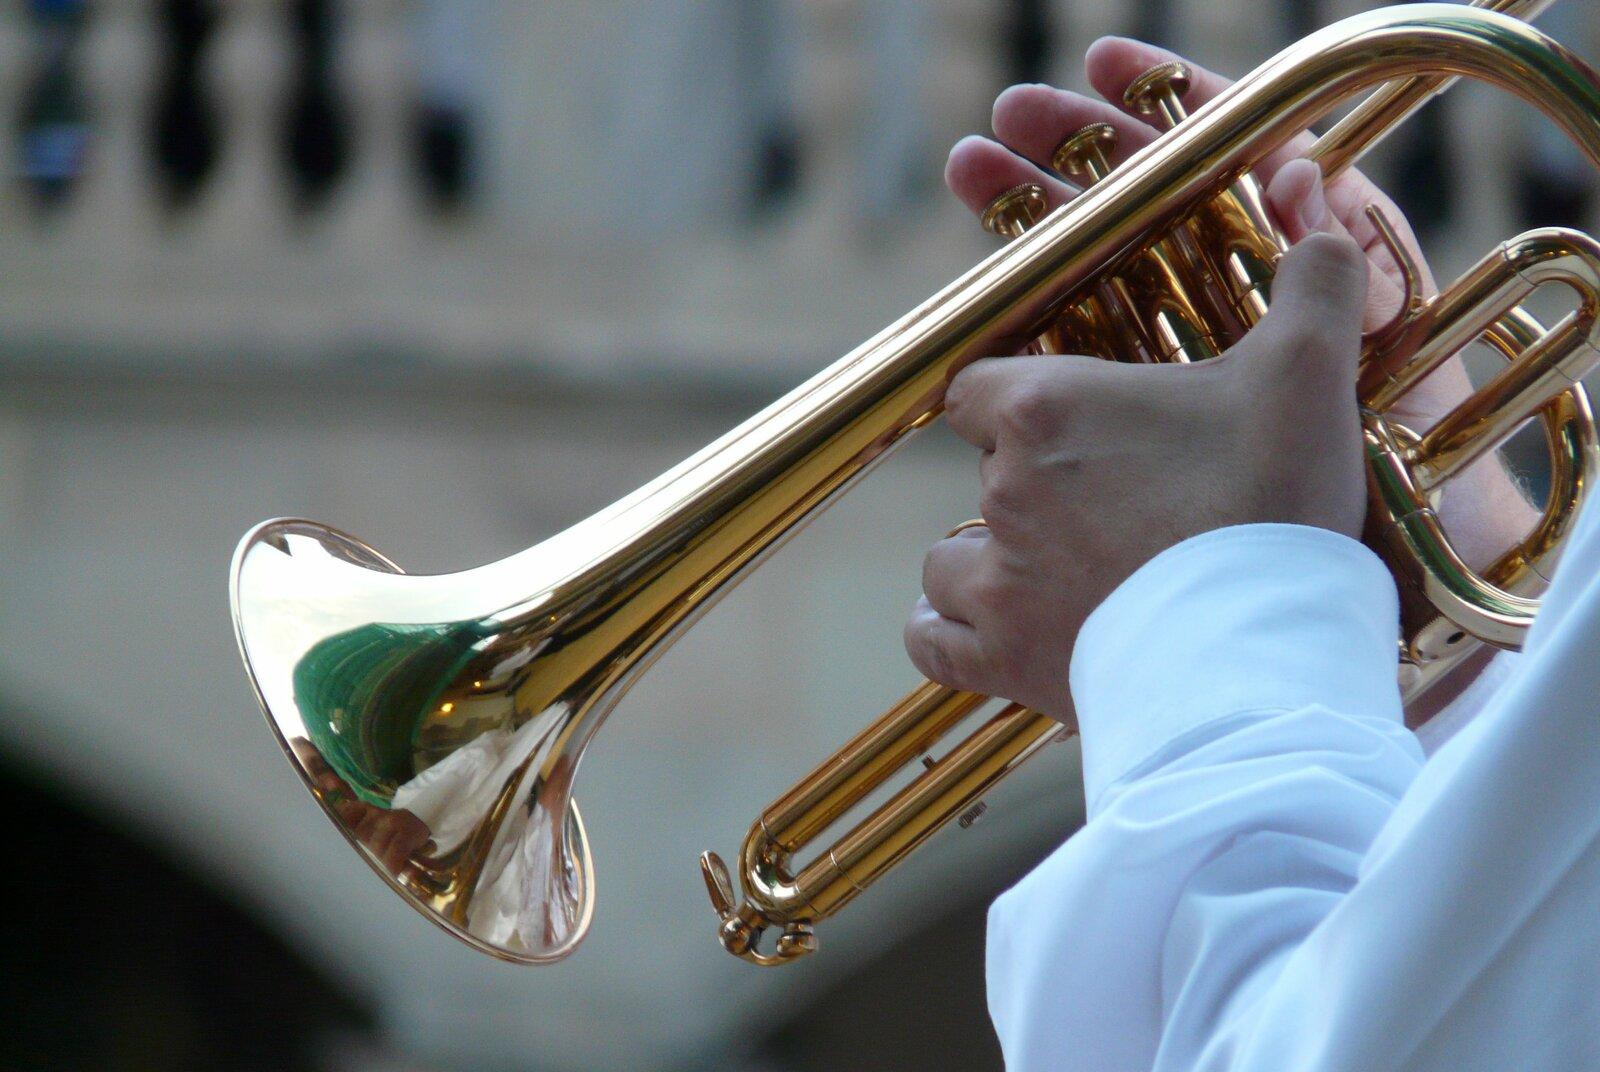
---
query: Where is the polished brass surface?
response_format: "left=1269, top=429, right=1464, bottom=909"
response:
left=1051, top=125, right=1155, bottom=362
left=979, top=183, right=1048, bottom=240
left=1061, top=113, right=1226, bottom=363
left=231, top=3, right=1600, bottom=967
left=1312, top=0, right=1558, bottom=180
left=1052, top=122, right=1117, bottom=182
left=1128, top=61, right=1287, bottom=329
left=980, top=184, right=1070, bottom=356
left=1367, top=230, right=1600, bottom=654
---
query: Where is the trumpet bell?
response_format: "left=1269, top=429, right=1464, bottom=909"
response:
left=230, top=518, right=596, bottom=963
left=227, top=2, right=1600, bottom=969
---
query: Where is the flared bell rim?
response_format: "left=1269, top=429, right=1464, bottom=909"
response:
left=229, top=517, right=598, bottom=966
left=228, top=517, right=408, bottom=745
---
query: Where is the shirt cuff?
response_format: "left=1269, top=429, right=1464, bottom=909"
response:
left=1069, top=524, right=1403, bottom=814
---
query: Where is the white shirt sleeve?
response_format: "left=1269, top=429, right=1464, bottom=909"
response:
left=986, top=515, right=1600, bottom=1072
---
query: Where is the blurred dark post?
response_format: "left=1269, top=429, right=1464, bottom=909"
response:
left=858, top=0, right=931, bottom=226
left=150, top=0, right=221, bottom=209
left=15, top=0, right=91, bottom=209
left=410, top=0, right=479, bottom=214
left=1517, top=1, right=1593, bottom=226
left=1387, top=92, right=1454, bottom=239
left=1279, top=0, right=1318, bottom=43
left=1002, top=0, right=1057, bottom=87
left=284, top=0, right=350, bottom=211
left=735, top=0, right=804, bottom=218
left=1130, top=0, right=1177, bottom=50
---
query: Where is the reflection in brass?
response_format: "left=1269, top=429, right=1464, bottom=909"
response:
left=1062, top=113, right=1226, bottom=364
left=1053, top=122, right=1212, bottom=364
left=231, top=2, right=1600, bottom=968
left=1127, top=61, right=1287, bottom=331
left=979, top=184, right=1069, bottom=356
left=978, top=183, right=1048, bottom=240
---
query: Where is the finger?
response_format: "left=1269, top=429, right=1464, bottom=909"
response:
left=1265, top=158, right=1338, bottom=242
left=1266, top=159, right=1414, bottom=336
left=371, top=821, right=404, bottom=871
left=944, top=353, right=1076, bottom=451
left=943, top=357, right=1006, bottom=450
left=1243, top=231, right=1368, bottom=386
left=990, top=82, right=1158, bottom=175
left=1268, top=156, right=1411, bottom=271
left=1082, top=34, right=1434, bottom=303
left=1085, top=37, right=1320, bottom=184
left=921, top=528, right=991, bottom=624
left=386, top=840, right=416, bottom=876
left=1321, top=175, right=1440, bottom=334
left=386, top=819, right=425, bottom=873
left=351, top=807, right=383, bottom=847
left=946, top=134, right=1075, bottom=218
left=904, top=598, right=990, bottom=693
left=1324, top=179, right=1435, bottom=294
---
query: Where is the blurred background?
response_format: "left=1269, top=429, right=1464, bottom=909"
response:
left=1, top=1, right=1595, bottom=1070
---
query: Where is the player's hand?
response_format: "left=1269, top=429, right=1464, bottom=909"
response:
left=940, top=38, right=1541, bottom=719
left=906, top=233, right=1370, bottom=723
left=947, top=37, right=1446, bottom=399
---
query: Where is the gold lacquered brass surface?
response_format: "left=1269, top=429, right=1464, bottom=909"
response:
left=232, top=2, right=1600, bottom=967
left=700, top=1, right=1600, bottom=965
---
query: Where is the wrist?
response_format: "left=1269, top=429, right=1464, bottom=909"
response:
left=1432, top=451, right=1543, bottom=577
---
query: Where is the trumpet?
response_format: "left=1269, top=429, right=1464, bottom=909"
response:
left=231, top=2, right=1600, bottom=968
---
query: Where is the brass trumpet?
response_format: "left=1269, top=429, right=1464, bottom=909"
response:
left=231, top=2, right=1600, bottom=968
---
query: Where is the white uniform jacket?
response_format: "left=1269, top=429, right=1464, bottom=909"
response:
left=987, top=509, right=1600, bottom=1071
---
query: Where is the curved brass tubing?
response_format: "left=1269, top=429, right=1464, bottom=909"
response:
left=230, top=3, right=1600, bottom=967
left=1366, top=229, right=1600, bottom=652
left=1396, top=306, right=1598, bottom=697
left=698, top=8, right=1600, bottom=963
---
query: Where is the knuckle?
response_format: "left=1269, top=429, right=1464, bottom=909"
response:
left=1292, top=229, right=1345, bottom=262
left=944, top=362, right=990, bottom=422
left=920, top=543, right=948, bottom=594
left=1269, top=315, right=1329, bottom=361
left=943, top=370, right=969, bottom=416
left=905, top=620, right=959, bottom=688
left=925, top=640, right=960, bottom=689
left=1001, top=377, right=1066, bottom=441
left=1299, top=229, right=1365, bottom=271
left=986, top=638, right=1026, bottom=693
left=972, top=569, right=1014, bottom=620
left=1284, top=233, right=1368, bottom=303
left=979, top=476, right=1028, bottom=533
left=1256, top=307, right=1342, bottom=369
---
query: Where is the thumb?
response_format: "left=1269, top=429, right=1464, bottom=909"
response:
left=1266, top=158, right=1335, bottom=243
left=1241, top=230, right=1368, bottom=389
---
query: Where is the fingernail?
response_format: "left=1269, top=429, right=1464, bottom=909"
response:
left=1298, top=169, right=1328, bottom=233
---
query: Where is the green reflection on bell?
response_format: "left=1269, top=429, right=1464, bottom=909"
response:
left=294, top=621, right=485, bottom=807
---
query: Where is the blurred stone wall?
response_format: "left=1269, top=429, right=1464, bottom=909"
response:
left=0, top=2, right=1596, bottom=1070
